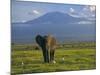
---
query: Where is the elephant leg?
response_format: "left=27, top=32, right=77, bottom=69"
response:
left=42, top=47, right=49, bottom=63
left=42, top=48, right=47, bottom=62
left=45, top=48, right=49, bottom=63
left=50, top=50, right=55, bottom=62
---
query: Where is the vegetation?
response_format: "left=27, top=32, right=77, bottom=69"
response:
left=11, top=41, right=96, bottom=75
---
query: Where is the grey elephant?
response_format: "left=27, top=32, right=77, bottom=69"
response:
left=35, top=34, right=56, bottom=63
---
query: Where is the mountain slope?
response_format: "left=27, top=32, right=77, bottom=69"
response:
left=26, top=12, right=86, bottom=24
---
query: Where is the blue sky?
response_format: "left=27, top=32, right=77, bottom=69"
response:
left=11, top=0, right=96, bottom=23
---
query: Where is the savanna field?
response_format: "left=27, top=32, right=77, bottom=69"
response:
left=11, top=42, right=96, bottom=75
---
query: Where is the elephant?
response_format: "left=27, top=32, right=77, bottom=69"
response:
left=35, top=34, right=56, bottom=63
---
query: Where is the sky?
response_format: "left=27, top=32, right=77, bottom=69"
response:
left=11, top=0, right=96, bottom=23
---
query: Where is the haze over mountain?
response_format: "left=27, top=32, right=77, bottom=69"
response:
left=12, top=12, right=96, bottom=43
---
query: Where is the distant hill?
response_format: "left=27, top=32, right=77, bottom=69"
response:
left=12, top=12, right=96, bottom=43
left=26, top=12, right=86, bottom=24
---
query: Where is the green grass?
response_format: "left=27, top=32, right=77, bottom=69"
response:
left=11, top=42, right=96, bottom=75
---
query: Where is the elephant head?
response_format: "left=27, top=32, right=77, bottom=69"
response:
left=35, top=34, right=56, bottom=63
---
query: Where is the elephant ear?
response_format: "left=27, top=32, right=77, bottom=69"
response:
left=43, top=35, right=48, bottom=42
left=35, top=35, right=45, bottom=48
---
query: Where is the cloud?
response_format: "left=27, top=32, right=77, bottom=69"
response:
left=70, top=21, right=95, bottom=25
left=28, top=10, right=40, bottom=15
left=68, top=8, right=82, bottom=18
left=68, top=6, right=96, bottom=25
left=32, top=10, right=40, bottom=14
left=68, top=5, right=96, bottom=21
left=89, top=5, right=96, bottom=12
left=83, top=5, right=96, bottom=12
left=83, top=5, right=96, bottom=15
left=69, top=8, right=75, bottom=13
left=68, top=13, right=81, bottom=18
left=82, top=5, right=96, bottom=20
left=77, top=21, right=95, bottom=24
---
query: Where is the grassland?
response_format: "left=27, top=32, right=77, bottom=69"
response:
left=11, top=42, right=96, bottom=75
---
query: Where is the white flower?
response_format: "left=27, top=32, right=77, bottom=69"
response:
left=22, top=62, right=24, bottom=65
left=62, top=57, right=65, bottom=61
left=53, top=60, right=56, bottom=64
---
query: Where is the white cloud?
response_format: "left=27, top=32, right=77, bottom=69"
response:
left=77, top=21, right=94, bottom=24
left=68, top=5, right=96, bottom=21
left=68, top=13, right=81, bottom=18
left=68, top=8, right=82, bottom=18
left=28, top=10, right=41, bottom=16
left=83, top=6, right=88, bottom=11
left=70, top=20, right=95, bottom=25
left=32, top=10, right=40, bottom=14
left=82, top=5, right=96, bottom=17
left=21, top=20, right=27, bottom=23
left=71, top=21, right=95, bottom=25
left=69, top=8, right=75, bottom=13
left=89, top=5, right=96, bottom=12
left=83, top=5, right=96, bottom=12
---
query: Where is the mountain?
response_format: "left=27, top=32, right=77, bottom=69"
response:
left=12, top=12, right=96, bottom=43
left=26, top=12, right=85, bottom=24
